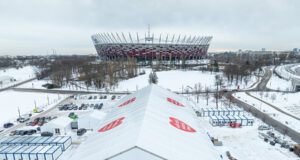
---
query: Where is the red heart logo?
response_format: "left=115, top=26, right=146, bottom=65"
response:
left=169, top=117, right=196, bottom=132
left=98, top=117, right=125, bottom=132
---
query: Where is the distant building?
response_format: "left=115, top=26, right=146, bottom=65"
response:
left=262, top=48, right=266, bottom=52
left=293, top=48, right=298, bottom=52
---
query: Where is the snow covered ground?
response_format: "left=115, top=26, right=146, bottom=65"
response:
left=233, top=92, right=300, bottom=133
left=0, top=66, right=36, bottom=88
left=276, top=64, right=300, bottom=80
left=184, top=93, right=299, bottom=160
left=0, top=91, right=69, bottom=126
left=17, top=68, right=257, bottom=92
left=267, top=73, right=292, bottom=91
left=251, top=92, right=300, bottom=119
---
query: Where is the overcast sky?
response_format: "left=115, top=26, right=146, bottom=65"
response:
left=0, top=0, right=299, bottom=55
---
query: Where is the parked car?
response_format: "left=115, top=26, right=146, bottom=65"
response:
left=26, top=129, right=37, bottom=135
left=111, top=95, right=116, bottom=100
left=3, top=123, right=13, bottom=128
left=94, top=96, right=97, bottom=99
left=26, top=122, right=33, bottom=126
left=77, top=128, right=87, bottom=136
left=14, top=130, right=22, bottom=136
left=104, top=95, right=107, bottom=99
left=71, top=121, right=78, bottom=130
left=258, top=125, right=271, bottom=130
left=270, top=140, right=276, bottom=146
left=19, top=130, right=28, bottom=136
left=9, top=131, right=16, bottom=136
left=41, top=131, right=53, bottom=136
left=17, top=117, right=30, bottom=123
left=68, top=112, right=75, bottom=117
left=33, top=108, right=43, bottom=113
left=88, top=96, right=92, bottom=100
left=38, top=119, right=45, bottom=126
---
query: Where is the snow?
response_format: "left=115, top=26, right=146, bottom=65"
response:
left=276, top=64, right=300, bottom=81
left=0, top=90, right=68, bottom=125
left=251, top=92, right=300, bottom=120
left=0, top=66, right=36, bottom=88
left=267, top=73, right=292, bottom=91
left=116, top=69, right=255, bottom=92
left=233, top=92, right=300, bottom=133
left=17, top=68, right=257, bottom=93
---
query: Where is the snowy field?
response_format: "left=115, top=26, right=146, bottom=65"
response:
left=251, top=92, right=300, bottom=119
left=0, top=90, right=69, bottom=126
left=267, top=73, right=292, bottom=91
left=17, top=68, right=257, bottom=92
left=233, top=92, right=300, bottom=133
left=116, top=69, right=256, bottom=92
left=0, top=66, right=36, bottom=88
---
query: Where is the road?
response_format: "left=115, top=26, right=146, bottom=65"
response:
left=0, top=78, right=36, bottom=92
left=252, top=66, right=272, bottom=91
left=228, top=65, right=300, bottom=143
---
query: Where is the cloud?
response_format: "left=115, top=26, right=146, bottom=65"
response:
left=0, top=0, right=299, bottom=55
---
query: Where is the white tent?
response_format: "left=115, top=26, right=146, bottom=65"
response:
left=72, top=85, right=220, bottom=160
left=78, top=110, right=106, bottom=130
left=42, top=117, right=73, bottom=135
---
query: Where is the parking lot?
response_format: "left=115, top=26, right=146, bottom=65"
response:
left=0, top=94, right=124, bottom=138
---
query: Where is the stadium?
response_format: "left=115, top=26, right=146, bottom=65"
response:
left=91, top=31, right=212, bottom=60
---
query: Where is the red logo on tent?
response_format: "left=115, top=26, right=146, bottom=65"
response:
left=119, top=97, right=136, bottom=107
left=169, top=117, right=196, bottom=132
left=167, top=97, right=184, bottom=107
left=98, top=117, right=125, bottom=132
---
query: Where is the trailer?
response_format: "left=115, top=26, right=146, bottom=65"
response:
left=21, top=136, right=38, bottom=146
left=0, top=136, right=18, bottom=145
left=13, top=145, right=33, bottom=160
left=54, top=136, right=72, bottom=151
left=21, top=146, right=39, bottom=160
left=38, top=146, right=63, bottom=160
left=29, top=146, right=45, bottom=160
left=37, top=145, right=53, bottom=160
left=5, top=145, right=24, bottom=160
left=0, top=145, right=15, bottom=160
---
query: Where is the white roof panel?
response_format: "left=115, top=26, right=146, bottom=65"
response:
left=72, top=85, right=220, bottom=160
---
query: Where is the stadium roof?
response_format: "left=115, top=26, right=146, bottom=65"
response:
left=91, top=32, right=212, bottom=46
left=72, top=85, right=220, bottom=160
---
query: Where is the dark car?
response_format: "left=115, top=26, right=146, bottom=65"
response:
left=14, top=130, right=22, bottom=136
left=88, top=96, right=92, bottom=100
left=111, top=95, right=116, bottom=100
left=77, top=128, right=87, bottom=136
left=68, top=112, right=75, bottom=117
left=26, top=129, right=37, bottom=135
left=3, top=123, right=13, bottom=128
left=104, top=95, right=107, bottom=99
left=19, top=130, right=28, bottom=136
left=41, top=131, right=53, bottom=137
